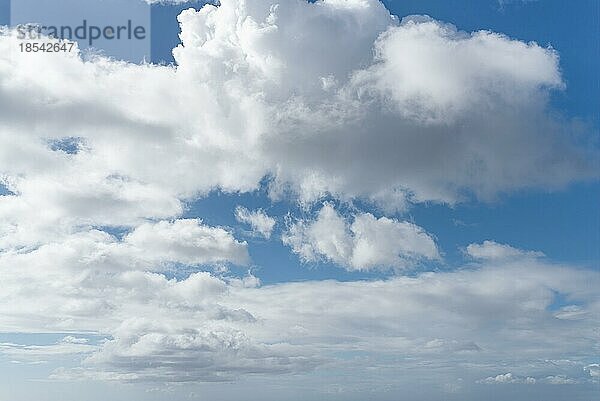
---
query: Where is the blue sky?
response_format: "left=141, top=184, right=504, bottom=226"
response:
left=0, top=1, right=598, bottom=400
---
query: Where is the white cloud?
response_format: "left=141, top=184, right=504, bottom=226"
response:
left=465, top=240, right=545, bottom=260
left=123, top=219, right=250, bottom=266
left=282, top=203, right=440, bottom=271
left=0, top=0, right=595, bottom=248
left=480, top=373, right=582, bottom=385
left=235, top=206, right=276, bottom=239
left=79, top=319, right=320, bottom=382
left=479, top=373, right=536, bottom=384
left=0, top=219, right=248, bottom=280
left=0, top=247, right=597, bottom=385
left=61, top=336, right=90, bottom=344
left=351, top=15, right=562, bottom=123
left=542, top=375, right=578, bottom=385
left=584, top=364, right=600, bottom=378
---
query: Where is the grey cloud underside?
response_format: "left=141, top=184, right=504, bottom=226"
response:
left=0, top=250, right=598, bottom=384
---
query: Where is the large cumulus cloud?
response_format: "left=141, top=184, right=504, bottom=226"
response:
left=1, top=0, right=595, bottom=242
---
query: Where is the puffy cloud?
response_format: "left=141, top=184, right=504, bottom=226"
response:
left=0, top=171, right=184, bottom=249
left=77, top=319, right=320, bottom=382
left=542, top=375, right=578, bottom=385
left=0, top=219, right=248, bottom=274
left=0, top=246, right=597, bottom=385
left=351, top=15, right=562, bottom=123
left=61, top=336, right=90, bottom=344
left=0, top=0, right=595, bottom=244
left=0, top=221, right=249, bottom=333
left=235, top=206, right=276, bottom=238
left=465, top=240, right=545, bottom=260
left=479, top=373, right=579, bottom=385
left=283, top=203, right=439, bottom=271
left=479, top=373, right=536, bottom=384
left=123, top=219, right=250, bottom=266
left=584, top=364, right=600, bottom=378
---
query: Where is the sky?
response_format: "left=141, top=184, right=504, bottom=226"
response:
left=0, top=0, right=598, bottom=400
